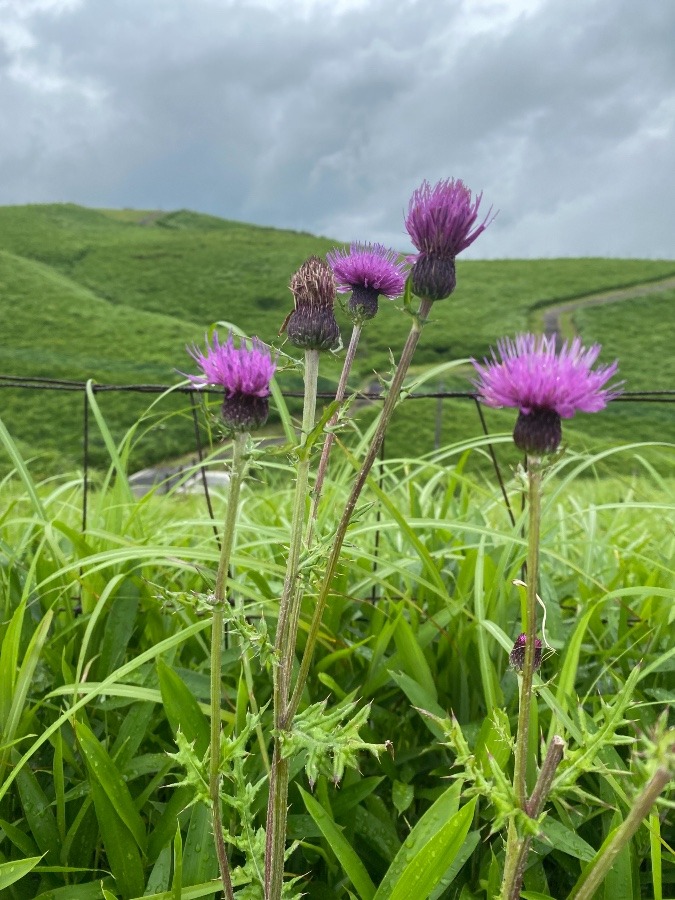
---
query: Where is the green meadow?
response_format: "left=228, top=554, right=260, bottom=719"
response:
left=0, top=204, right=674, bottom=899
left=0, top=202, right=674, bottom=475
left=0, top=424, right=672, bottom=898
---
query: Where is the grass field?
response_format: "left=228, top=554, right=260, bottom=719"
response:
left=0, top=199, right=673, bottom=894
left=0, top=203, right=674, bottom=474
left=0, top=412, right=672, bottom=898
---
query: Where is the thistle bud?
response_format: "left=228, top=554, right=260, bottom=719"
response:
left=509, top=632, right=543, bottom=674
left=348, top=284, right=380, bottom=321
left=409, top=255, right=456, bottom=303
left=513, top=408, right=562, bottom=456
left=221, top=394, right=270, bottom=433
left=281, top=256, right=340, bottom=351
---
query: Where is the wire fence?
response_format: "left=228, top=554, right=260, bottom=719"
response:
left=1, top=373, right=674, bottom=541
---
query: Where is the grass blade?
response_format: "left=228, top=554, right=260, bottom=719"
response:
left=376, top=797, right=477, bottom=900
left=0, top=855, right=44, bottom=890
left=157, top=658, right=211, bottom=756
left=373, top=781, right=463, bottom=900
left=0, top=619, right=210, bottom=805
left=0, top=415, right=46, bottom=519
left=75, top=720, right=147, bottom=853
left=300, top=786, right=376, bottom=900
left=90, top=778, right=145, bottom=898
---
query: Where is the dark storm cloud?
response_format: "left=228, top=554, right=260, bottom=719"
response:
left=0, top=0, right=673, bottom=257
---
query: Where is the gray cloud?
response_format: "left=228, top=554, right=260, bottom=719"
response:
left=0, top=0, right=673, bottom=257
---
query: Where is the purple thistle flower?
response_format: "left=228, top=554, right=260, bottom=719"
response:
left=187, top=331, right=276, bottom=432
left=472, top=333, right=622, bottom=454
left=405, top=178, right=494, bottom=301
left=327, top=242, right=407, bottom=322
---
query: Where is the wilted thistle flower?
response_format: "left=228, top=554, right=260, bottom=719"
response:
left=327, top=242, right=407, bottom=322
left=187, top=331, right=276, bottom=432
left=405, top=178, right=494, bottom=301
left=280, top=256, right=340, bottom=351
left=472, top=334, right=621, bottom=455
left=509, top=633, right=543, bottom=673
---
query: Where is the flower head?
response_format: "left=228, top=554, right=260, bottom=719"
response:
left=187, top=331, right=276, bottom=432
left=327, top=242, right=407, bottom=322
left=509, top=633, right=543, bottom=673
left=472, top=333, right=622, bottom=454
left=281, top=256, right=340, bottom=350
left=405, top=178, right=494, bottom=301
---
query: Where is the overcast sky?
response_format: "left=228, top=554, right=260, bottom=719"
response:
left=1, top=0, right=673, bottom=259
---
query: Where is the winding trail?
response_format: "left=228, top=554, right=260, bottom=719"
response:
left=537, top=275, right=675, bottom=344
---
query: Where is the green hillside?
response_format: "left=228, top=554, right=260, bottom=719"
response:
left=0, top=203, right=674, bottom=474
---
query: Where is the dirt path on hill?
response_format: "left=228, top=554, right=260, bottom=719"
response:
left=540, top=275, right=675, bottom=342
left=137, top=211, right=166, bottom=226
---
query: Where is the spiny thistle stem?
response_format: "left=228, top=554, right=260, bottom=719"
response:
left=287, top=296, right=433, bottom=723
left=500, top=458, right=543, bottom=900
left=265, top=348, right=320, bottom=900
left=309, top=321, right=363, bottom=533
left=210, top=431, right=248, bottom=900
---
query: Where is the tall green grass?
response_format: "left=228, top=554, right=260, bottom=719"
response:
left=0, top=397, right=672, bottom=898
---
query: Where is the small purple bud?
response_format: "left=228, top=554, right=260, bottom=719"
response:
left=409, top=254, right=456, bottom=303
left=348, top=284, right=380, bottom=321
left=509, top=633, right=543, bottom=673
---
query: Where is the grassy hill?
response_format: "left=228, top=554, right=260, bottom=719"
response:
left=0, top=203, right=674, bottom=474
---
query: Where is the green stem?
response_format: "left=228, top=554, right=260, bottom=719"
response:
left=309, top=322, right=363, bottom=534
left=500, top=457, right=542, bottom=900
left=265, top=348, right=320, bottom=900
left=501, top=820, right=520, bottom=900
left=210, top=431, right=248, bottom=900
left=287, top=297, right=433, bottom=723
left=569, top=765, right=672, bottom=900
left=514, top=460, right=542, bottom=805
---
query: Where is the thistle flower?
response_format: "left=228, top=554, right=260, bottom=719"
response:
left=187, top=331, right=276, bottom=432
left=509, top=633, right=543, bottom=673
left=327, top=242, right=407, bottom=322
left=472, top=333, right=622, bottom=455
left=280, top=256, right=340, bottom=351
left=405, top=178, right=494, bottom=301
